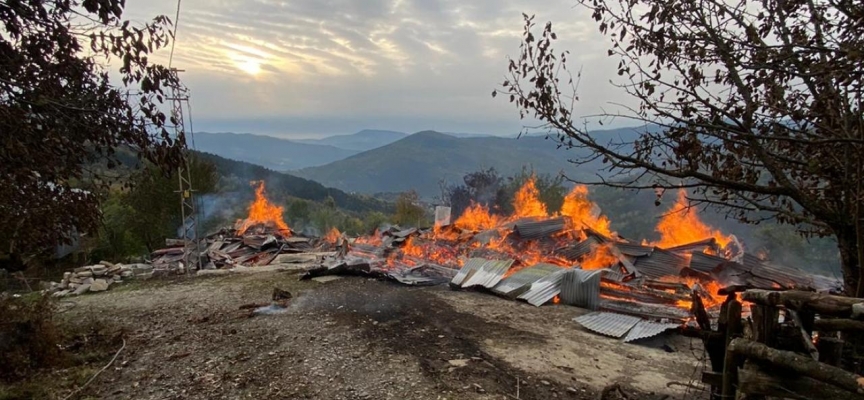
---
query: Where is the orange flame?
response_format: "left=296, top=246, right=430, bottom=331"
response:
left=580, top=243, right=619, bottom=270
left=324, top=227, right=341, bottom=243
left=236, top=181, right=291, bottom=236
left=561, top=185, right=613, bottom=237
left=512, top=176, right=548, bottom=219
left=454, top=202, right=501, bottom=231
left=651, top=190, right=732, bottom=249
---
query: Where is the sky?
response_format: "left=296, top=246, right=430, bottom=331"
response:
left=124, top=0, right=629, bottom=139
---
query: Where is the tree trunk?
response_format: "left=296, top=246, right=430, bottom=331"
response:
left=835, top=225, right=861, bottom=297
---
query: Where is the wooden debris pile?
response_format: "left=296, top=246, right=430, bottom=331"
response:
left=150, top=226, right=335, bottom=273
left=690, top=289, right=864, bottom=399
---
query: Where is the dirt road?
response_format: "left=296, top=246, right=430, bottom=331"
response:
left=60, top=271, right=709, bottom=399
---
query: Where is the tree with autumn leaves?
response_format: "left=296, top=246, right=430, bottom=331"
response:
left=0, top=0, right=186, bottom=266
left=498, top=1, right=864, bottom=294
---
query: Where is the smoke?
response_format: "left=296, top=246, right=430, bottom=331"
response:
left=175, top=192, right=251, bottom=238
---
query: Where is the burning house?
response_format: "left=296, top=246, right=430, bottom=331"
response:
left=150, top=177, right=839, bottom=342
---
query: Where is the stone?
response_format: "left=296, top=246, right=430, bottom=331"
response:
left=68, top=282, right=79, bottom=289
left=82, top=277, right=94, bottom=285
left=311, top=276, right=343, bottom=284
left=59, top=281, right=68, bottom=289
left=91, top=265, right=107, bottom=276
left=100, top=260, right=116, bottom=268
left=89, top=279, right=110, bottom=292
left=120, top=270, right=134, bottom=278
left=447, top=359, right=469, bottom=368
left=76, top=271, right=93, bottom=278
left=69, top=277, right=83, bottom=284
left=74, top=266, right=91, bottom=273
left=73, top=283, right=91, bottom=295
left=131, top=263, right=153, bottom=272
left=112, top=274, right=121, bottom=281
left=63, top=272, right=72, bottom=280
left=107, top=264, right=122, bottom=274
left=52, top=290, right=71, bottom=298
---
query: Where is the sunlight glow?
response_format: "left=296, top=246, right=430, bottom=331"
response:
left=236, top=59, right=261, bottom=76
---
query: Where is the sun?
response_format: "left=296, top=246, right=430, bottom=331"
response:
left=237, top=59, right=261, bottom=76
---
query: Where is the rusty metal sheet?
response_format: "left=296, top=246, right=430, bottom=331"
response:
left=622, top=320, right=680, bottom=343
left=574, top=312, right=642, bottom=338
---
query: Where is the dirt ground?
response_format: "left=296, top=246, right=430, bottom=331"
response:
left=48, top=270, right=710, bottom=399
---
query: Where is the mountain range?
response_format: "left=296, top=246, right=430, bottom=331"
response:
left=292, top=130, right=605, bottom=197
left=194, top=126, right=653, bottom=198
left=293, top=129, right=407, bottom=151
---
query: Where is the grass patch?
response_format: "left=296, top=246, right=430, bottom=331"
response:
left=0, top=294, right=123, bottom=399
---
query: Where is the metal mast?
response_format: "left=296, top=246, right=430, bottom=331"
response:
left=169, top=70, right=201, bottom=272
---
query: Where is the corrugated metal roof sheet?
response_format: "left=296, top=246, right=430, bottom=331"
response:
left=514, top=217, right=567, bottom=240
left=664, top=238, right=717, bottom=254
left=574, top=312, right=642, bottom=338
left=632, top=248, right=690, bottom=279
left=517, top=268, right=568, bottom=306
left=688, top=252, right=727, bottom=273
left=556, top=236, right=603, bottom=260
left=622, top=320, right=680, bottom=343
left=615, top=242, right=654, bottom=257
left=583, top=227, right=614, bottom=243
left=450, top=258, right=486, bottom=286
left=711, top=254, right=840, bottom=290
left=602, top=268, right=630, bottom=282
left=599, top=298, right=692, bottom=322
left=461, top=259, right=515, bottom=288
left=492, top=263, right=561, bottom=297
left=560, top=269, right=604, bottom=310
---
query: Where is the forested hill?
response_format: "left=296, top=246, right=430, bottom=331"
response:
left=194, top=151, right=392, bottom=214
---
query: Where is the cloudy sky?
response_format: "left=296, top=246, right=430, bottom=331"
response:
left=124, top=0, right=627, bottom=139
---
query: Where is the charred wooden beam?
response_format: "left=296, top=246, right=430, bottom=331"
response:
left=728, top=338, right=864, bottom=394
left=741, top=290, right=864, bottom=320
left=750, top=304, right=779, bottom=348
left=691, top=291, right=712, bottom=331
left=815, top=318, right=864, bottom=332
left=788, top=309, right=820, bottom=361
left=818, top=337, right=846, bottom=367
left=721, top=296, right=743, bottom=400
left=738, top=364, right=864, bottom=400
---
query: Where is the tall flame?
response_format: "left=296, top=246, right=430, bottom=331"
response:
left=561, top=185, right=613, bottom=237
left=580, top=243, right=620, bottom=270
left=512, top=176, right=548, bottom=219
left=324, top=227, right=341, bottom=243
left=236, top=181, right=291, bottom=236
left=651, top=190, right=732, bottom=249
left=454, top=202, right=501, bottom=231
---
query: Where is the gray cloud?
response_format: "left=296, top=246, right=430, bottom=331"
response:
left=124, top=0, right=628, bottom=138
